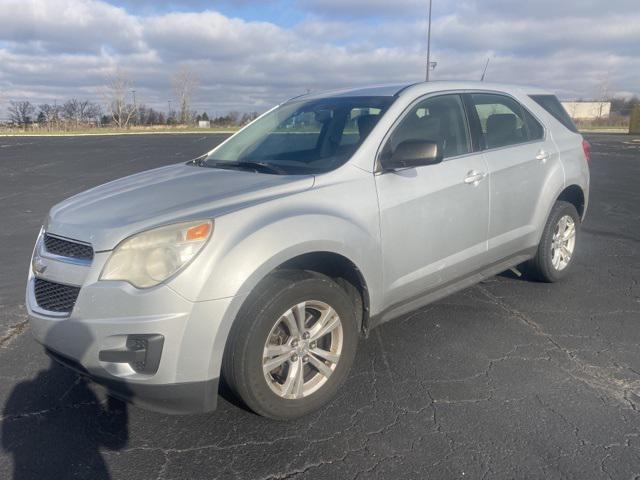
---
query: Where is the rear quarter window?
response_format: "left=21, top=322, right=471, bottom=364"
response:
left=522, top=108, right=544, bottom=141
left=529, top=94, right=578, bottom=133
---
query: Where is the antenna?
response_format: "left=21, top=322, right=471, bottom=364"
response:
left=480, top=57, right=490, bottom=82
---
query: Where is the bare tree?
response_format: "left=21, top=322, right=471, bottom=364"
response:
left=105, top=70, right=137, bottom=128
left=83, top=101, right=102, bottom=124
left=227, top=111, right=240, bottom=125
left=61, top=98, right=102, bottom=128
left=596, top=74, right=612, bottom=119
left=0, top=91, right=5, bottom=124
left=171, top=67, right=199, bottom=125
left=38, top=103, right=62, bottom=130
left=240, top=111, right=259, bottom=125
left=8, top=101, right=35, bottom=128
left=137, top=105, right=164, bottom=126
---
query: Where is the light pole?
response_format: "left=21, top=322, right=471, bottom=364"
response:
left=425, top=0, right=433, bottom=81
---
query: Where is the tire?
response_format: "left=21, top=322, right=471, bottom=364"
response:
left=222, top=270, right=358, bottom=420
left=526, top=201, right=580, bottom=282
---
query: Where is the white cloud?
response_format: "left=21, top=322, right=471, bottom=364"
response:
left=0, top=0, right=144, bottom=54
left=297, top=0, right=426, bottom=17
left=0, top=0, right=638, bottom=118
left=456, top=0, right=640, bottom=19
left=143, top=11, right=295, bottom=61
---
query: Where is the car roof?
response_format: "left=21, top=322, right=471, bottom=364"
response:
left=290, top=83, right=412, bottom=100
left=291, top=81, right=553, bottom=101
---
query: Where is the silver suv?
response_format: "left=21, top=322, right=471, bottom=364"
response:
left=27, top=82, right=590, bottom=419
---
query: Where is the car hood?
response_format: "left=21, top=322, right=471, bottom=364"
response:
left=46, top=163, right=315, bottom=251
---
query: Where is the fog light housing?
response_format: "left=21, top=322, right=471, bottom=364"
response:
left=99, top=334, right=164, bottom=374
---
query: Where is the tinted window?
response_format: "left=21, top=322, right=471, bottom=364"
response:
left=340, top=107, right=383, bottom=147
left=530, top=94, right=578, bottom=133
left=204, top=96, right=393, bottom=174
left=471, top=93, right=534, bottom=149
left=523, top=108, right=544, bottom=140
left=385, top=94, right=471, bottom=159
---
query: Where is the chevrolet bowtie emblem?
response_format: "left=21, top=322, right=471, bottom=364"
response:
left=32, top=256, right=47, bottom=275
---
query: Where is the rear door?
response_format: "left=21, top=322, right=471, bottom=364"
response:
left=465, top=92, right=559, bottom=262
left=375, top=93, right=490, bottom=308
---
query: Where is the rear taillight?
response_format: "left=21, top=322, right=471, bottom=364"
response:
left=582, top=139, right=591, bottom=166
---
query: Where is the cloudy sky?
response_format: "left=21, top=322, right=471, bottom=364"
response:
left=0, top=0, right=638, bottom=117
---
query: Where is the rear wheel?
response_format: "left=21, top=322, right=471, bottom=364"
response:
left=222, top=270, right=358, bottom=419
left=526, top=201, right=580, bottom=282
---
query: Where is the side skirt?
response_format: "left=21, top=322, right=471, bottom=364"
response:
left=368, top=248, right=536, bottom=329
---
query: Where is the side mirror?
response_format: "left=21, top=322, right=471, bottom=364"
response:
left=382, top=140, right=443, bottom=170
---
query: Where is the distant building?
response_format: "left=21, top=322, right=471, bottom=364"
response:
left=561, top=101, right=611, bottom=120
left=198, top=120, right=211, bottom=128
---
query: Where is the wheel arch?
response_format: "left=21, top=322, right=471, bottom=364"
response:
left=230, top=248, right=372, bottom=337
left=532, top=182, right=586, bottom=251
left=556, top=184, right=586, bottom=219
left=276, top=251, right=371, bottom=335
left=206, top=243, right=376, bottom=383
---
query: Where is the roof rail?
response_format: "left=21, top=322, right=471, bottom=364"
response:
left=393, top=82, right=420, bottom=98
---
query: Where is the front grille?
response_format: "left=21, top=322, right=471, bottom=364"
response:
left=34, top=278, right=81, bottom=313
left=44, top=234, right=93, bottom=261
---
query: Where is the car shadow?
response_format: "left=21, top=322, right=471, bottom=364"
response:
left=217, top=378, right=254, bottom=414
left=498, top=266, right=537, bottom=282
left=1, top=322, right=130, bottom=480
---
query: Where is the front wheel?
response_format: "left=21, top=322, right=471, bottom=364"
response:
left=222, top=270, right=358, bottom=420
left=526, top=200, right=580, bottom=282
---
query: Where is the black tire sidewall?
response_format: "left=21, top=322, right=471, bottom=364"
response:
left=226, top=271, right=358, bottom=420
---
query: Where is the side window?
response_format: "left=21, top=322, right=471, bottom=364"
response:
left=341, top=107, right=383, bottom=146
left=522, top=108, right=544, bottom=141
left=530, top=94, right=578, bottom=133
left=471, top=93, right=536, bottom=149
left=386, top=94, right=471, bottom=159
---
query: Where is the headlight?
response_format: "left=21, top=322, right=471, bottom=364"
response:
left=100, top=220, right=213, bottom=288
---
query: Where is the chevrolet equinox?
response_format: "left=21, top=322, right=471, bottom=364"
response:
left=27, top=82, right=590, bottom=419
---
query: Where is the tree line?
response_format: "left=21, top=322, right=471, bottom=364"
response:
left=7, top=99, right=102, bottom=130
left=609, top=96, right=640, bottom=116
left=4, top=67, right=259, bottom=130
left=6, top=100, right=259, bottom=130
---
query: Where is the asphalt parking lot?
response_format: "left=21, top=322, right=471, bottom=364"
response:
left=0, top=132, right=639, bottom=479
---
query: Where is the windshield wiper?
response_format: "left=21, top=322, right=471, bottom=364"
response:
left=236, top=161, right=289, bottom=175
left=190, top=155, right=207, bottom=167
left=197, top=159, right=288, bottom=175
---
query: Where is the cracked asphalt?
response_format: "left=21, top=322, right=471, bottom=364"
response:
left=0, top=133, right=639, bottom=479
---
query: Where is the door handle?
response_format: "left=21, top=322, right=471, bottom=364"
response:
left=464, top=171, right=487, bottom=185
left=536, top=150, right=549, bottom=163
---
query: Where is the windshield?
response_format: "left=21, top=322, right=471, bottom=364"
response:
left=203, top=96, right=393, bottom=174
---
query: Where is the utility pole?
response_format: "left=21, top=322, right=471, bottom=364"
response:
left=426, top=0, right=433, bottom=81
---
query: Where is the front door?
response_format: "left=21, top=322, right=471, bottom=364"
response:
left=375, top=94, right=490, bottom=309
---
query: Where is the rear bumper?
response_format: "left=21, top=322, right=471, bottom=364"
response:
left=46, top=347, right=218, bottom=414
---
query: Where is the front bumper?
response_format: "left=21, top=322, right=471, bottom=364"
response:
left=45, top=347, right=219, bottom=414
left=27, top=267, right=237, bottom=414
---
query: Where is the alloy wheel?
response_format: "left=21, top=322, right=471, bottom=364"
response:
left=262, top=300, right=343, bottom=399
left=551, top=214, right=576, bottom=271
